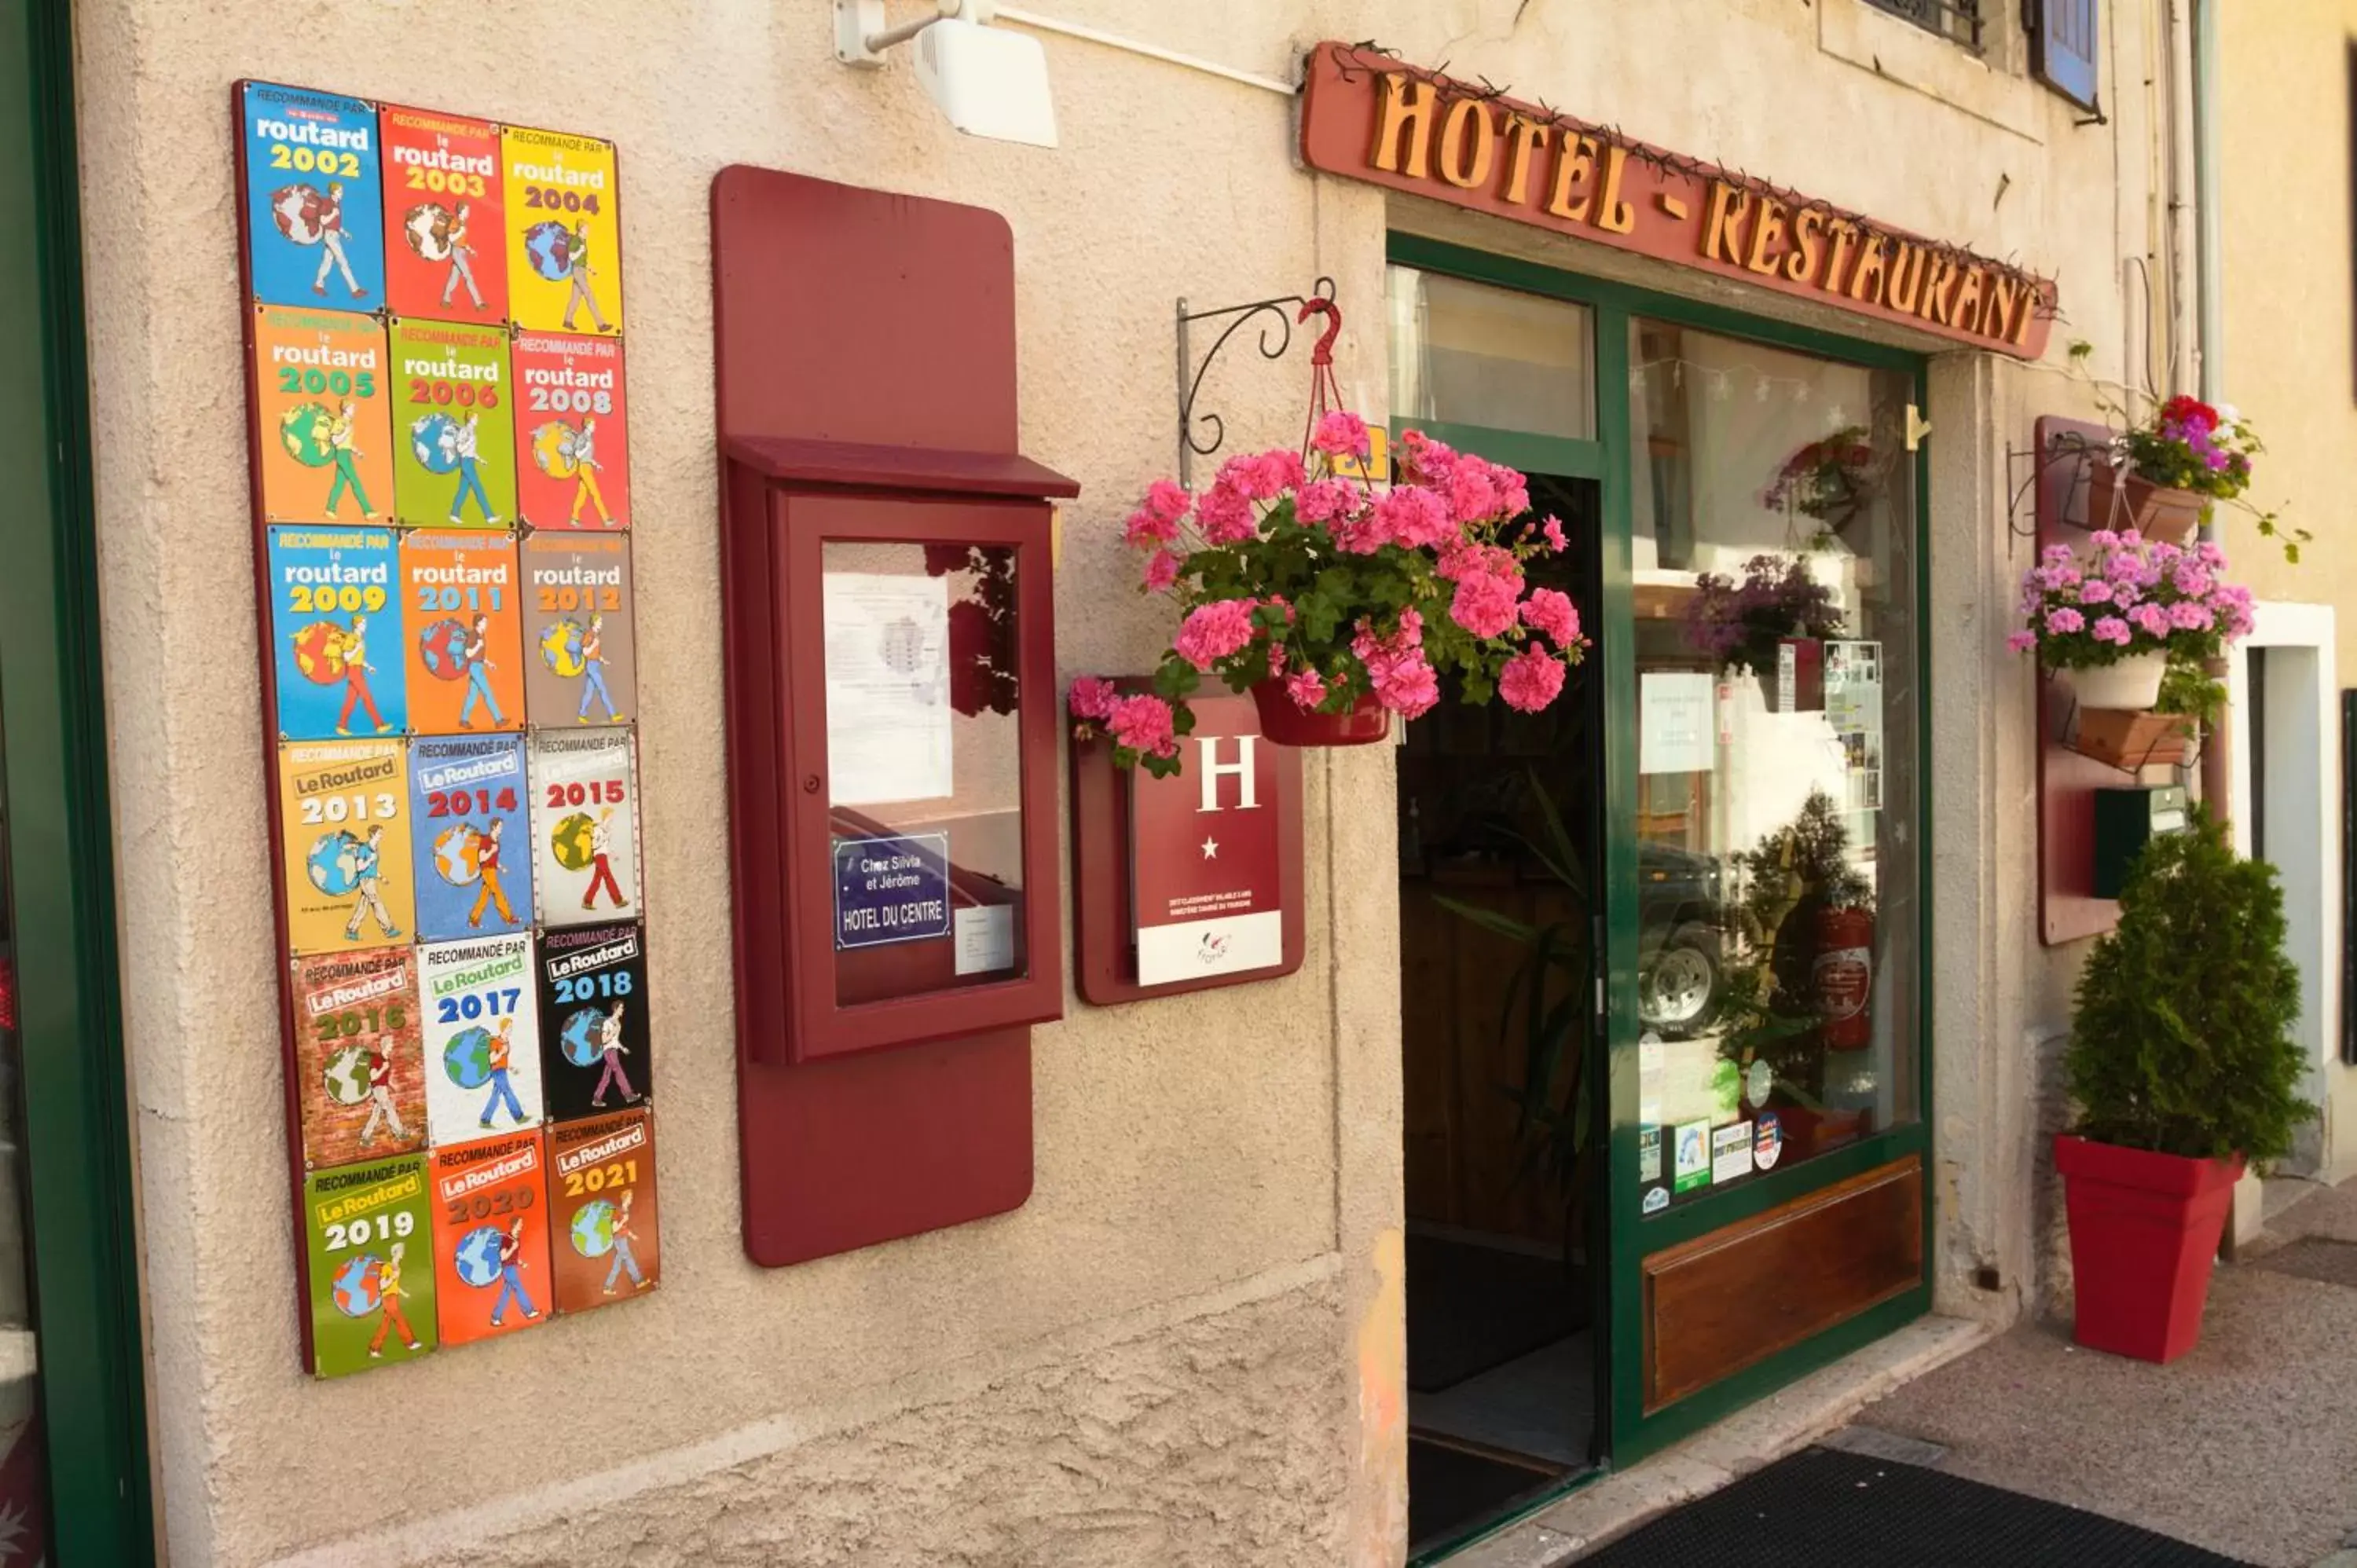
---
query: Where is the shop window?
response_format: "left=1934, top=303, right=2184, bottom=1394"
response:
left=1629, top=320, right=1920, bottom=1210
left=1864, top=0, right=1985, bottom=53
left=1389, top=266, right=1596, bottom=441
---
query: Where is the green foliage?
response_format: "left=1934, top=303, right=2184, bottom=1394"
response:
left=2067, top=809, right=2313, bottom=1161
left=2154, top=655, right=2223, bottom=726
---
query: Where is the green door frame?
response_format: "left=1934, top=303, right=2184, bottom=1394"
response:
left=0, top=1, right=157, bottom=1560
left=1391, top=233, right=1935, bottom=1475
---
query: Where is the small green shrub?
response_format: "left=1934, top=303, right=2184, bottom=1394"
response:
left=2066, top=809, right=2312, bottom=1161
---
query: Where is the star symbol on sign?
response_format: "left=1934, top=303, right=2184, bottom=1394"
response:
left=1200, top=837, right=1219, bottom=859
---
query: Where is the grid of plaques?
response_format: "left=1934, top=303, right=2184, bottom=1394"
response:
left=237, top=82, right=658, bottom=1378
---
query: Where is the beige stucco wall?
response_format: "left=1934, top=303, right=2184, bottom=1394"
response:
left=72, top=2, right=2168, bottom=1563
left=2216, top=3, right=2357, bottom=1183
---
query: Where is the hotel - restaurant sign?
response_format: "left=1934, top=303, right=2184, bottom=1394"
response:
left=1299, top=42, right=2056, bottom=359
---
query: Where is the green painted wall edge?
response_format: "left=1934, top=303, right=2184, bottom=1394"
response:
left=0, top=1, right=156, bottom=1560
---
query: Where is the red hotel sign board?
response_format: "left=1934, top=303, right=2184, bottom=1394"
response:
left=1300, top=42, right=2057, bottom=359
left=1131, top=731, right=1283, bottom=987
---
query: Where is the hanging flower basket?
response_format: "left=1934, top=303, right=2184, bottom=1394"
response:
left=1683, top=555, right=1842, bottom=713
left=2085, top=459, right=2204, bottom=546
left=1249, top=679, right=1389, bottom=746
left=1069, top=413, right=1591, bottom=773
left=2010, top=530, right=2253, bottom=752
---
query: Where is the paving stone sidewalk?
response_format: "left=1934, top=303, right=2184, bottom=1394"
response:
left=1850, top=1176, right=2357, bottom=1568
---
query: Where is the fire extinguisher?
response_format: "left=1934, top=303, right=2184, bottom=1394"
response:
left=1813, top=905, right=1873, bottom=1050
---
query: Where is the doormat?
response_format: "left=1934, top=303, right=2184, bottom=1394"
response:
left=1406, top=1437, right=1556, bottom=1551
left=1574, top=1446, right=2253, bottom=1566
left=1405, top=1234, right=1587, bottom=1392
left=2247, top=1235, right=2357, bottom=1289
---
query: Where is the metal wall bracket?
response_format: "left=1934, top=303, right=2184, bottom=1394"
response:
left=1175, top=276, right=1335, bottom=487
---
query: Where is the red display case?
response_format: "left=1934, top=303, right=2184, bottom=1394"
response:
left=713, top=166, right=1076, bottom=1266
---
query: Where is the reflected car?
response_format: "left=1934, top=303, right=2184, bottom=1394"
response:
left=1638, top=841, right=1725, bottom=1039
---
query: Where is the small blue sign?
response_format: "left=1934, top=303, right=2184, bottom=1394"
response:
left=833, top=833, right=951, bottom=950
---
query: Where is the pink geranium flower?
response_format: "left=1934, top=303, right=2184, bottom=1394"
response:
left=1068, top=675, right=1117, bottom=720
left=1450, top=571, right=1520, bottom=639
left=1284, top=666, right=1329, bottom=710
left=1194, top=483, right=1257, bottom=544
left=1519, top=587, right=1582, bottom=650
left=1105, top=694, right=1178, bottom=758
left=1310, top=411, right=1371, bottom=461
left=1174, top=599, right=1259, bottom=670
left=1142, top=549, right=1181, bottom=592
left=1497, top=644, right=1567, bottom=713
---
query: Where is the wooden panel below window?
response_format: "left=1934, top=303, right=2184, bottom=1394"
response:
left=1642, top=1155, right=1922, bottom=1412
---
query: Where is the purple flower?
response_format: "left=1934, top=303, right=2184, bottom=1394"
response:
left=2079, top=579, right=2113, bottom=605
left=2046, top=606, right=2086, bottom=635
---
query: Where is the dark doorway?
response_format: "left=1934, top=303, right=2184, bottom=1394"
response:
left=1399, top=473, right=1607, bottom=1553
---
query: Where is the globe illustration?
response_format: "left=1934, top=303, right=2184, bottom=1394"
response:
left=409, top=412, right=462, bottom=475
left=307, top=830, right=362, bottom=896
left=331, top=1253, right=383, bottom=1317
left=402, top=202, right=455, bottom=262
left=277, top=402, right=337, bottom=468
left=323, top=1043, right=373, bottom=1107
left=523, top=219, right=574, bottom=282
left=432, top=823, right=482, bottom=888
left=291, top=620, right=349, bottom=684
left=453, top=1223, right=505, bottom=1288
left=269, top=185, right=329, bottom=246
left=570, top=1198, right=617, bottom=1258
left=560, top=1006, right=606, bottom=1068
left=550, top=811, right=596, bottom=873
left=538, top=618, right=587, bottom=679
left=530, top=421, right=581, bottom=479
left=416, top=617, right=471, bottom=681
left=443, top=1025, right=495, bottom=1090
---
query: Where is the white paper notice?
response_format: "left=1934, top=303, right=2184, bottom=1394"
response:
left=954, top=903, right=1016, bottom=976
left=823, top=573, right=954, bottom=807
left=1640, top=672, right=1716, bottom=775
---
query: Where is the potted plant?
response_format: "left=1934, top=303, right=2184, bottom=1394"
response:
left=2008, top=529, right=2254, bottom=764
left=1069, top=415, right=1589, bottom=773
left=2056, top=809, right=2311, bottom=1362
left=1682, top=553, right=1843, bottom=713
left=2087, top=394, right=2258, bottom=545
left=2065, top=343, right=2305, bottom=560
left=1736, top=788, right=1876, bottom=1052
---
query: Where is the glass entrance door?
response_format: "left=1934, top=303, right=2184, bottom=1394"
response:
left=1387, top=235, right=1932, bottom=1486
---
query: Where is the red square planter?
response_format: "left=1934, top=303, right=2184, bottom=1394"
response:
left=2055, top=1134, right=2243, bottom=1363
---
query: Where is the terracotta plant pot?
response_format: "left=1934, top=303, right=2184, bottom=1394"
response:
left=1813, top=906, right=1874, bottom=1050
left=1248, top=680, right=1389, bottom=747
left=2055, top=1134, right=2243, bottom=1363
left=2071, top=708, right=2194, bottom=770
left=2086, top=460, right=2205, bottom=545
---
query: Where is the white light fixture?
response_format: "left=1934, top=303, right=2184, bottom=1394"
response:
left=834, top=0, right=1059, bottom=148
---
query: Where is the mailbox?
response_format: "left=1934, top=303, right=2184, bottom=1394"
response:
left=713, top=166, right=1076, bottom=1266
left=2091, top=783, right=2189, bottom=899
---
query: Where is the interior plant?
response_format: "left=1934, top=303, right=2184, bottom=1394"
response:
left=2066, top=340, right=2307, bottom=560
left=2056, top=808, right=2312, bottom=1363
left=2007, top=529, right=2253, bottom=715
left=1068, top=415, right=1590, bottom=773
left=1681, top=553, right=1843, bottom=706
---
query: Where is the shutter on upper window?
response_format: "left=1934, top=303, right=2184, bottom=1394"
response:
left=2031, top=0, right=2102, bottom=112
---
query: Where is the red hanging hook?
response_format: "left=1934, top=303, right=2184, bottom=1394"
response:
left=1298, top=297, right=1345, bottom=457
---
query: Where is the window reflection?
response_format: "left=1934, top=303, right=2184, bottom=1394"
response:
left=1628, top=321, right=1919, bottom=1211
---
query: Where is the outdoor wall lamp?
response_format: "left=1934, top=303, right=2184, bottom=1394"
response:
left=833, top=0, right=1059, bottom=148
